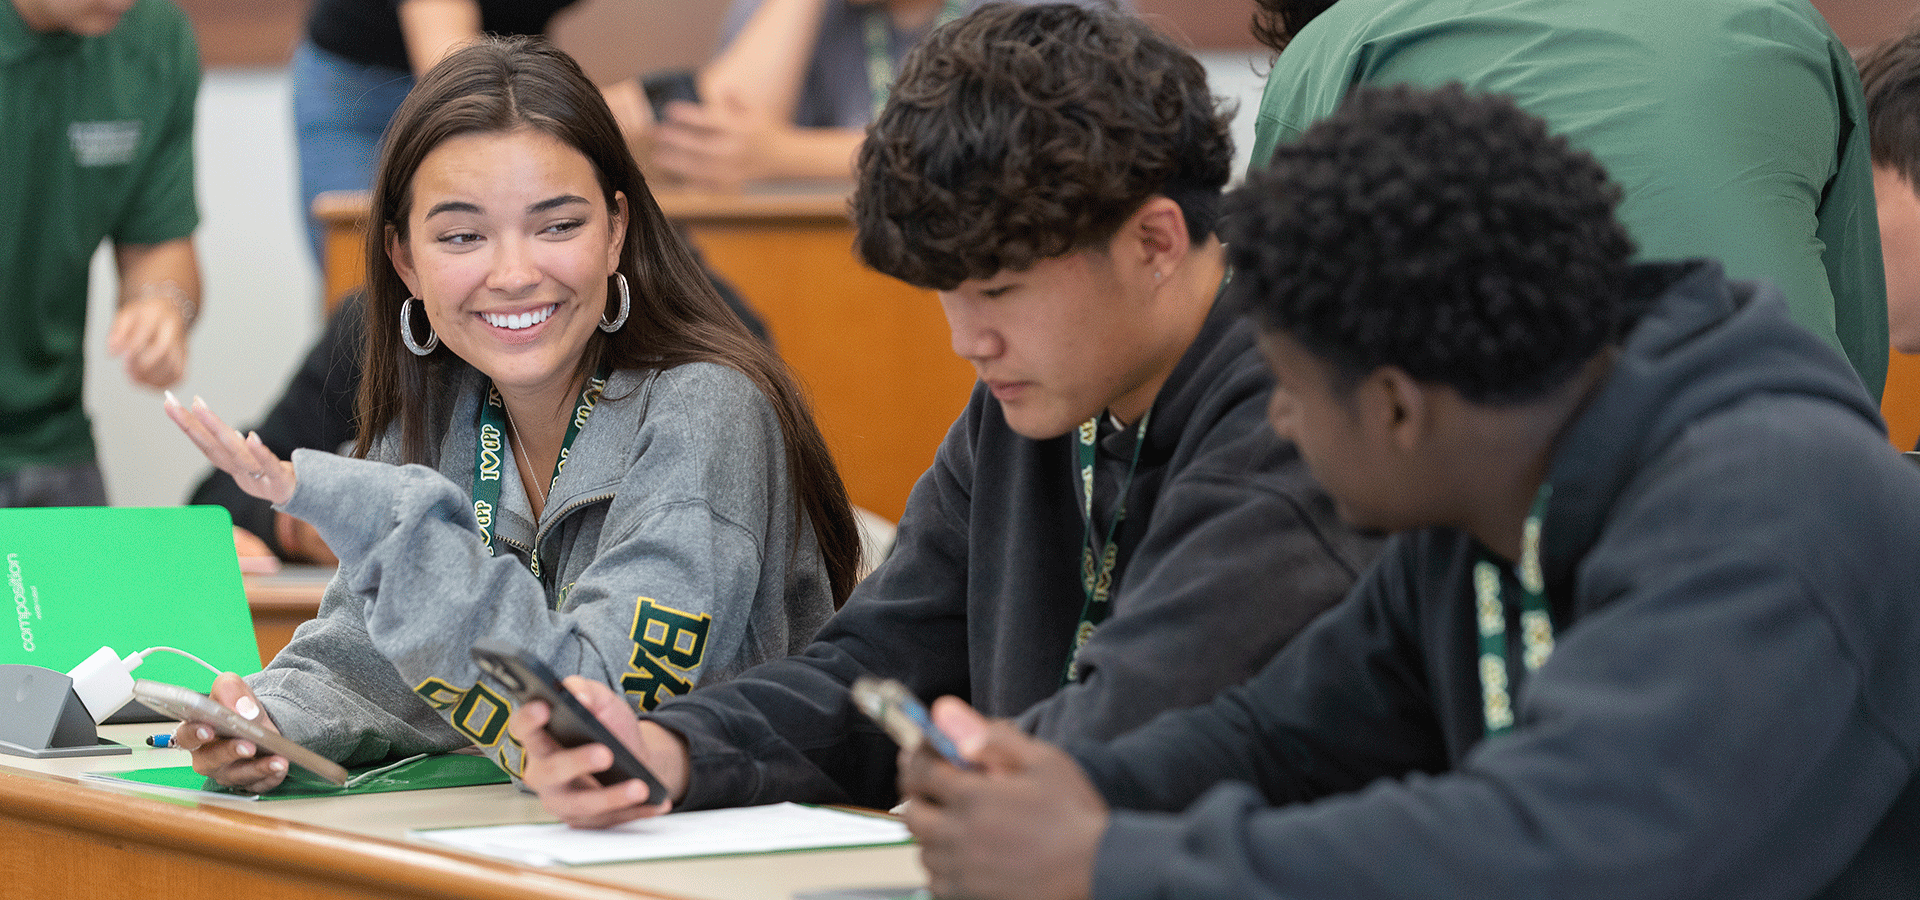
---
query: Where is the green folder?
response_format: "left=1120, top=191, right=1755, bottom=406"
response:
left=90, top=753, right=511, bottom=800
left=0, top=506, right=263, bottom=692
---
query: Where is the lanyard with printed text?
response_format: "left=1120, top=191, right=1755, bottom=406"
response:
left=470, top=370, right=607, bottom=578
left=1063, top=408, right=1152, bottom=685
left=862, top=0, right=969, bottom=118
left=1473, top=482, right=1555, bottom=738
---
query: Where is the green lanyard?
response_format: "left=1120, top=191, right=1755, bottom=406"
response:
left=1063, top=409, right=1152, bottom=685
left=470, top=370, right=607, bottom=578
left=862, top=0, right=968, bottom=118
left=1472, top=483, right=1555, bottom=738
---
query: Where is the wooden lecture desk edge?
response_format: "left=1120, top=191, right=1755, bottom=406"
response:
left=1, top=723, right=924, bottom=900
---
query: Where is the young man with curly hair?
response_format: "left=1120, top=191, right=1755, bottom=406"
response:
left=895, top=84, right=1920, bottom=900
left=508, top=1, right=1376, bottom=823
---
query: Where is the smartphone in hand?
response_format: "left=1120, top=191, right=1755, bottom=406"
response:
left=469, top=638, right=667, bottom=804
left=851, top=676, right=974, bottom=770
left=641, top=69, right=700, bottom=121
left=132, top=680, right=349, bottom=786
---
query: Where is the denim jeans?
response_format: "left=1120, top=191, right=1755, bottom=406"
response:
left=0, top=462, right=108, bottom=507
left=292, top=39, right=415, bottom=267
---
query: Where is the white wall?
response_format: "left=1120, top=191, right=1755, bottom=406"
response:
left=80, top=53, right=1268, bottom=509
left=1199, top=49, right=1271, bottom=179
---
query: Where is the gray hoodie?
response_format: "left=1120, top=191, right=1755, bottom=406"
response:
left=252, top=361, right=833, bottom=775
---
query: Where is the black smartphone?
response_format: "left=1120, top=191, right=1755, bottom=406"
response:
left=469, top=638, right=666, bottom=804
left=641, top=68, right=701, bottom=121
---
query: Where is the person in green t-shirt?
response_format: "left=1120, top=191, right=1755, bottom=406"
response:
left=1242, top=0, right=1890, bottom=403
left=0, top=0, right=204, bottom=505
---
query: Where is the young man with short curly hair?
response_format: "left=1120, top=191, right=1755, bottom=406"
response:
left=507, top=1, right=1376, bottom=823
left=896, top=83, right=1920, bottom=900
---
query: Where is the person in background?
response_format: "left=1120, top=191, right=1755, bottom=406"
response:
left=295, top=0, right=659, bottom=266
left=1245, top=0, right=1890, bottom=401
left=617, top=0, right=1116, bottom=190
left=165, top=37, right=860, bottom=793
left=896, top=83, right=1920, bottom=900
left=0, top=0, right=203, bottom=507
left=509, top=2, right=1376, bottom=825
left=1858, top=23, right=1920, bottom=360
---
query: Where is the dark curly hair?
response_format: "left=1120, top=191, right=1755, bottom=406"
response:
left=1249, top=0, right=1339, bottom=54
left=852, top=2, right=1235, bottom=290
left=1858, top=22, right=1920, bottom=187
left=1222, top=83, right=1637, bottom=404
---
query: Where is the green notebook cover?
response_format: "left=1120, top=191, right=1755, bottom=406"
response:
left=1, top=505, right=263, bottom=691
left=89, top=753, right=511, bottom=800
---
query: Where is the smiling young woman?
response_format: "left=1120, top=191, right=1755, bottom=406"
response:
left=162, top=36, right=859, bottom=793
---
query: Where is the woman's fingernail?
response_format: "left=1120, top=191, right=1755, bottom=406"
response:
left=235, top=695, right=261, bottom=719
left=164, top=390, right=178, bottom=407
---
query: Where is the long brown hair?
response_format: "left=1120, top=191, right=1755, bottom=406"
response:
left=354, top=36, right=860, bottom=604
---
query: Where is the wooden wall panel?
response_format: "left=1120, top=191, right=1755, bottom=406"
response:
left=174, top=0, right=303, bottom=67
left=174, top=0, right=1269, bottom=72
left=1811, top=0, right=1916, bottom=49
left=170, top=1, right=1918, bottom=72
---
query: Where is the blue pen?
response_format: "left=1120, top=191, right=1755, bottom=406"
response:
left=145, top=733, right=174, bottom=748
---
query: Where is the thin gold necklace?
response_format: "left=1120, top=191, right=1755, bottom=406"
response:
left=501, top=404, right=548, bottom=510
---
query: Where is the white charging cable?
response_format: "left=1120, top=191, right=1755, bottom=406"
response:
left=66, top=644, right=228, bottom=723
left=66, top=646, right=437, bottom=788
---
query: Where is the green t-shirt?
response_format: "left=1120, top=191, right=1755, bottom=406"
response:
left=1252, top=0, right=1889, bottom=400
left=0, top=0, right=200, bottom=472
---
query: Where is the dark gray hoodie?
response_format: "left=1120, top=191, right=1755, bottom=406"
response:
left=650, top=298, right=1381, bottom=810
left=1083, top=261, right=1920, bottom=900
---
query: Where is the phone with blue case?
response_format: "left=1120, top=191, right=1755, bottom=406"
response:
left=851, top=676, right=973, bottom=770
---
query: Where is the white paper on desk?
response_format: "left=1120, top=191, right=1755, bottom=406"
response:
left=409, top=802, right=911, bottom=866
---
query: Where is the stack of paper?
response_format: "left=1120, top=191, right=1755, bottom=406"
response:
left=411, top=802, right=911, bottom=867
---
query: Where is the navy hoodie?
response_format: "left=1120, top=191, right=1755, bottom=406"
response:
left=1081, top=261, right=1920, bottom=899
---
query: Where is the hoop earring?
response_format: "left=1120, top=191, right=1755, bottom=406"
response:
left=600, top=272, right=631, bottom=333
left=400, top=296, right=438, bottom=356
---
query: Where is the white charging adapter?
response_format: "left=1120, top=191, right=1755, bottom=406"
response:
left=65, top=645, right=144, bottom=724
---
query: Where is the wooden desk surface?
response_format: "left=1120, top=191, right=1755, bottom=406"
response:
left=1, top=723, right=924, bottom=900
left=314, top=186, right=975, bottom=522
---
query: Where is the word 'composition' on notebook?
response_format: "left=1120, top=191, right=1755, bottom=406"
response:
left=2, top=505, right=263, bottom=719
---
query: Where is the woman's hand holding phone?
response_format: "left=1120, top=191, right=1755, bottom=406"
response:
left=508, top=674, right=693, bottom=829
left=167, top=672, right=297, bottom=793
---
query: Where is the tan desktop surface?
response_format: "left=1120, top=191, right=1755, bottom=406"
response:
left=1, top=722, right=923, bottom=900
